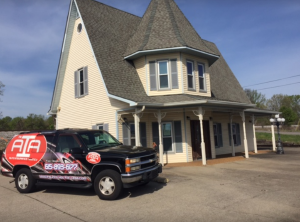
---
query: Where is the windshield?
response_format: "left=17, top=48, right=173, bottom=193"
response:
left=78, top=131, right=122, bottom=150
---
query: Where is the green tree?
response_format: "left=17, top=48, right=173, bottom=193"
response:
left=279, top=106, right=298, bottom=126
left=244, top=88, right=266, bottom=108
left=0, top=116, right=12, bottom=130
left=45, top=116, right=55, bottom=130
left=266, top=94, right=291, bottom=111
left=24, top=114, right=46, bottom=130
left=10, top=117, right=25, bottom=130
left=289, top=95, right=300, bottom=118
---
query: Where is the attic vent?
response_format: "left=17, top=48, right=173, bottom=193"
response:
left=77, top=23, right=82, bottom=33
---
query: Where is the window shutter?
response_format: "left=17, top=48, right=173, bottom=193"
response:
left=74, top=71, right=79, bottom=98
left=218, top=123, right=223, bottom=147
left=174, top=121, right=183, bottom=153
left=139, top=122, right=147, bottom=147
left=170, top=59, right=178, bottom=89
left=122, top=124, right=130, bottom=145
left=83, top=66, right=88, bottom=95
left=92, top=125, right=97, bottom=130
left=236, top=123, right=241, bottom=145
left=228, top=123, right=231, bottom=146
left=103, top=123, right=109, bottom=132
left=149, top=61, right=157, bottom=91
left=152, top=122, right=159, bottom=152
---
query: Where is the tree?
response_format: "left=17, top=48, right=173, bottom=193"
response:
left=279, top=106, right=298, bottom=126
left=10, top=117, right=25, bottom=130
left=244, top=88, right=266, bottom=108
left=289, top=95, right=300, bottom=118
left=266, top=94, right=291, bottom=111
left=45, top=116, right=55, bottom=130
left=0, top=81, right=4, bottom=117
left=24, top=114, right=46, bottom=130
left=0, top=116, right=12, bottom=130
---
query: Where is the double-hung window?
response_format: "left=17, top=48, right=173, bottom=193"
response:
left=213, top=123, right=223, bottom=148
left=74, top=66, right=88, bottom=98
left=158, top=60, right=169, bottom=89
left=228, top=123, right=241, bottom=146
left=162, top=122, right=173, bottom=152
left=187, top=61, right=194, bottom=90
left=198, top=63, right=205, bottom=91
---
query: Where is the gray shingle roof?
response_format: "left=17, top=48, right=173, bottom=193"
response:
left=75, top=0, right=251, bottom=105
left=125, top=0, right=217, bottom=57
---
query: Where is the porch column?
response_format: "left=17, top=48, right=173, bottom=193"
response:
left=230, top=114, right=235, bottom=157
left=271, top=124, right=276, bottom=151
left=134, top=109, right=140, bottom=146
left=240, top=111, right=249, bottom=158
left=158, top=110, right=164, bottom=166
left=198, top=107, right=206, bottom=165
left=252, top=115, right=258, bottom=153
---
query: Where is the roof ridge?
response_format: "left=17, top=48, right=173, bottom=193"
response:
left=164, top=0, right=186, bottom=46
left=138, top=0, right=158, bottom=51
left=84, top=0, right=142, bottom=18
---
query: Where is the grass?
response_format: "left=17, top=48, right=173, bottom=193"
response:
left=256, top=132, right=300, bottom=145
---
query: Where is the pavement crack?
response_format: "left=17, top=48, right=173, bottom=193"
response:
left=0, top=185, right=87, bottom=222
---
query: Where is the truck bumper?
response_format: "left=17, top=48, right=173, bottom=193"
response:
left=121, top=164, right=162, bottom=186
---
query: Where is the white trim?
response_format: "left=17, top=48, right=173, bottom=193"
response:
left=158, top=60, right=170, bottom=90
left=186, top=60, right=195, bottom=90
left=73, top=0, right=137, bottom=107
left=197, top=62, right=206, bottom=91
left=145, top=56, right=149, bottom=95
left=162, top=122, right=174, bottom=153
left=180, top=52, right=184, bottom=94
left=124, top=46, right=219, bottom=60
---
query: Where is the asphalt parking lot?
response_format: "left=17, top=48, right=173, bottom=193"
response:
left=1, top=148, right=300, bottom=222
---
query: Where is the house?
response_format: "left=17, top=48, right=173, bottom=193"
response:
left=48, top=0, right=277, bottom=165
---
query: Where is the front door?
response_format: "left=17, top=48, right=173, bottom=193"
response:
left=190, top=120, right=211, bottom=160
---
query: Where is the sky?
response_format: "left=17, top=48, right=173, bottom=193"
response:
left=0, top=0, right=299, bottom=118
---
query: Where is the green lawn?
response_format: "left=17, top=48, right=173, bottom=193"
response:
left=256, top=132, right=300, bottom=145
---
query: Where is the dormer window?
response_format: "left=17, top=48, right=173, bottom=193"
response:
left=198, top=63, right=206, bottom=91
left=187, top=61, right=194, bottom=90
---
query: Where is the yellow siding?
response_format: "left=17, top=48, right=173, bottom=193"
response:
left=182, top=53, right=211, bottom=97
left=133, top=57, right=147, bottom=92
left=57, top=18, right=129, bottom=137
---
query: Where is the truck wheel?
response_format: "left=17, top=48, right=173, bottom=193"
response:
left=94, top=169, right=122, bottom=200
left=15, top=168, right=36, bottom=193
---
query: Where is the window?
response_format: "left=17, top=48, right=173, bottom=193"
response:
left=149, top=59, right=178, bottom=91
left=162, top=122, right=173, bottom=152
left=213, top=123, right=223, bottom=148
left=158, top=60, right=169, bottom=89
left=228, top=123, right=241, bottom=146
left=57, top=135, right=81, bottom=153
left=198, top=63, right=205, bottom=91
left=130, top=123, right=136, bottom=146
left=122, top=123, right=147, bottom=147
left=97, top=124, right=103, bottom=130
left=187, top=61, right=194, bottom=89
left=77, top=23, right=82, bottom=33
left=74, top=66, right=88, bottom=98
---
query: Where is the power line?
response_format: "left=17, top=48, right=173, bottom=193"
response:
left=256, top=82, right=300, bottom=90
left=243, top=74, right=300, bottom=87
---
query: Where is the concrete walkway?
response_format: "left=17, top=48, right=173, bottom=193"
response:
left=165, top=150, right=273, bottom=168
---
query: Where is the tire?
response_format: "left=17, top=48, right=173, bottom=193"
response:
left=15, top=168, right=36, bottom=193
left=94, top=169, right=122, bottom=200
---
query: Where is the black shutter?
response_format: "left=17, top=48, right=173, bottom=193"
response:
left=152, top=122, right=159, bottom=152
left=83, top=66, right=88, bottom=95
left=139, top=122, right=147, bottom=147
left=122, top=124, right=130, bottom=145
left=217, top=123, right=223, bottom=147
left=228, top=123, right=231, bottom=146
left=149, top=61, right=157, bottom=91
left=236, top=123, right=241, bottom=145
left=174, top=121, right=183, bottom=153
left=74, top=71, right=79, bottom=98
left=170, top=59, right=178, bottom=89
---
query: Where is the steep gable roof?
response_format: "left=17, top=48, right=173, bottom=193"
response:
left=125, top=0, right=217, bottom=58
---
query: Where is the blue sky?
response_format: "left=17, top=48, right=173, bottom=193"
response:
left=0, top=0, right=299, bottom=118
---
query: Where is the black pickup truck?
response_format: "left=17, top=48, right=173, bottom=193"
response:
left=1, top=129, right=162, bottom=200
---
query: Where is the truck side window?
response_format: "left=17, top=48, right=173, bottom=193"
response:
left=57, top=135, right=81, bottom=153
left=44, top=134, right=55, bottom=143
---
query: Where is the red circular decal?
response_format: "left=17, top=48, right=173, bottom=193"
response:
left=86, top=152, right=101, bottom=164
left=5, top=133, right=47, bottom=167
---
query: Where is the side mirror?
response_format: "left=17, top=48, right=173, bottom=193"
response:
left=70, top=147, right=84, bottom=154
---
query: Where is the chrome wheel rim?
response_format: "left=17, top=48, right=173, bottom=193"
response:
left=99, top=177, right=115, bottom=195
left=18, top=173, right=29, bottom=190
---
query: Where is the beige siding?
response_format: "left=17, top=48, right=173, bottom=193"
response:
left=147, top=53, right=183, bottom=96
left=57, top=18, right=129, bottom=137
left=182, top=53, right=211, bottom=97
left=133, top=57, right=147, bottom=93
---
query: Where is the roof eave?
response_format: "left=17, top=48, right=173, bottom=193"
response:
left=124, top=47, right=219, bottom=66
